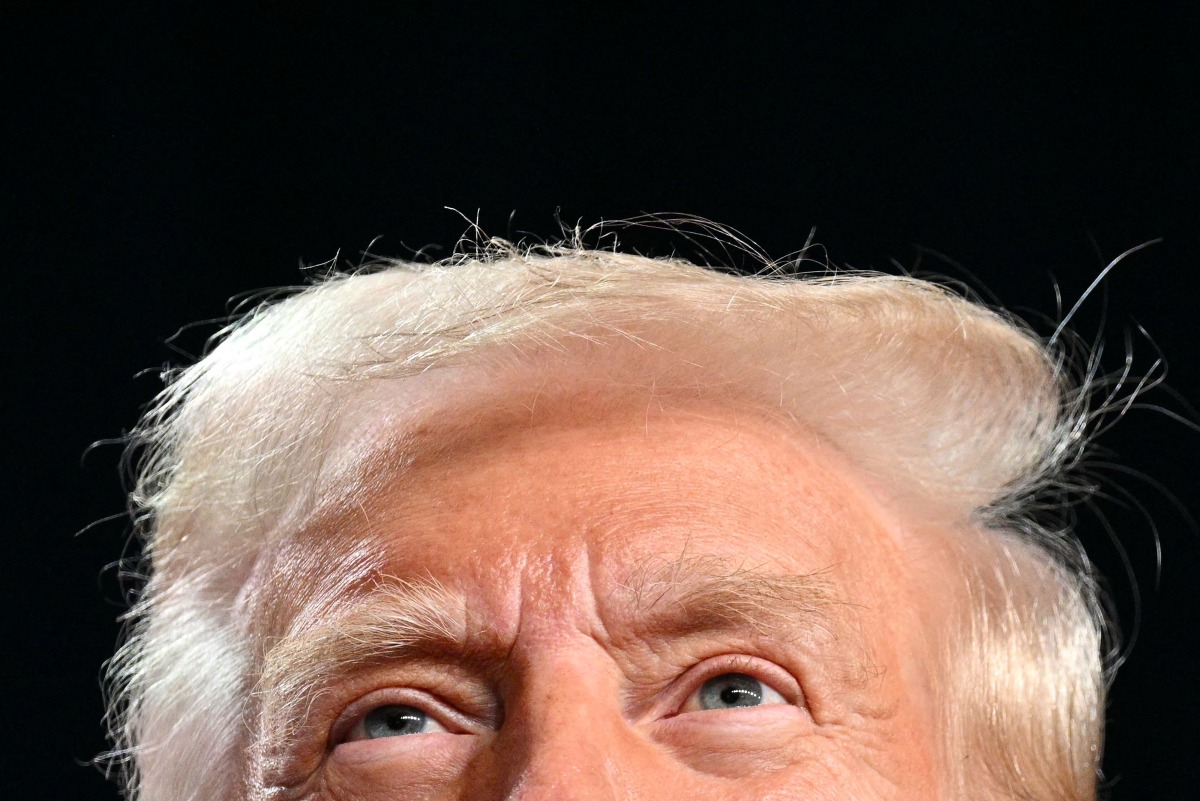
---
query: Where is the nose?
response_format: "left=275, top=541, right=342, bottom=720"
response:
left=483, top=658, right=651, bottom=800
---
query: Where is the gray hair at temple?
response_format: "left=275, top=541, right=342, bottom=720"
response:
left=102, top=239, right=1120, bottom=800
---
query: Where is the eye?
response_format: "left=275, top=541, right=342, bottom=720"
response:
left=681, top=672, right=790, bottom=713
left=346, top=704, right=449, bottom=741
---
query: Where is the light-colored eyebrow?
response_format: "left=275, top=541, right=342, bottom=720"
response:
left=618, top=553, right=840, bottom=641
left=254, top=558, right=842, bottom=743
left=255, top=576, right=471, bottom=742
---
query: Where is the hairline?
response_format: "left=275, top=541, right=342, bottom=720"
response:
left=108, top=248, right=1103, bottom=800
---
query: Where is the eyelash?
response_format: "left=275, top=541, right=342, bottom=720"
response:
left=331, top=655, right=804, bottom=745
left=664, top=655, right=805, bottom=717
left=331, top=687, right=473, bottom=745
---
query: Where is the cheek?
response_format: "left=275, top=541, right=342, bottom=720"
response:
left=651, top=706, right=813, bottom=776
left=649, top=711, right=919, bottom=799
left=313, top=735, right=481, bottom=801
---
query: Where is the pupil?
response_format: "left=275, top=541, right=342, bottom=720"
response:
left=700, top=673, right=764, bottom=710
left=721, top=685, right=750, bottom=705
left=364, top=704, right=426, bottom=738
left=386, top=711, right=421, bottom=732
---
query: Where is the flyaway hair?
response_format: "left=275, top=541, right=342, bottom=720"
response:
left=104, top=241, right=1111, bottom=800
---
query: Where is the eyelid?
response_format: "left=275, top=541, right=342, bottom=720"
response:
left=330, top=687, right=478, bottom=745
left=664, top=655, right=806, bottom=717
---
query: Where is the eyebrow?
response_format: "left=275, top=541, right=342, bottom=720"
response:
left=618, top=553, right=840, bottom=642
left=255, top=576, right=471, bottom=743
left=254, top=558, right=841, bottom=742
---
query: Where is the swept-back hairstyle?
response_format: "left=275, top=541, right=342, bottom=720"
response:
left=104, top=242, right=1109, bottom=800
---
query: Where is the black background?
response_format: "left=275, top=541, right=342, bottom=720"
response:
left=4, top=4, right=1198, bottom=799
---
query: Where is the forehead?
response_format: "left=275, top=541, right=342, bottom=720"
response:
left=253, top=395, right=921, bottom=638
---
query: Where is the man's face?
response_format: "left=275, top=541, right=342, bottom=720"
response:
left=248, top=400, right=956, bottom=799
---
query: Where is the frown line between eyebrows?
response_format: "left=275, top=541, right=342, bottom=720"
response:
left=252, top=559, right=844, bottom=748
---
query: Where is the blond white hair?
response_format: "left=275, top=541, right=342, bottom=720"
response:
left=103, top=241, right=1112, bottom=800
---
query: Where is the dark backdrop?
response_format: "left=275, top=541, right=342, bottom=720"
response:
left=4, top=4, right=1198, bottom=799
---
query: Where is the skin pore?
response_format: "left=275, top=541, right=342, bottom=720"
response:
left=242, top=397, right=960, bottom=800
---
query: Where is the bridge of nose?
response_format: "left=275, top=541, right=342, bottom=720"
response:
left=484, top=649, right=663, bottom=801
left=461, top=521, right=677, bottom=796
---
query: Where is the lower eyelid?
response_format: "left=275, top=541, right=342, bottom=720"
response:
left=329, top=728, right=474, bottom=770
left=669, top=657, right=805, bottom=716
left=345, top=704, right=449, bottom=742
left=332, top=691, right=464, bottom=745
